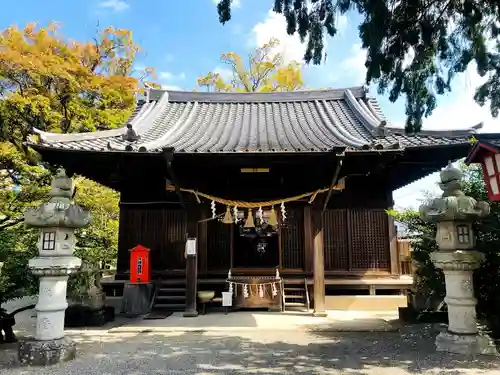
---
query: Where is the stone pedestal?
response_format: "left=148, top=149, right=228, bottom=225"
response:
left=122, top=282, right=153, bottom=317
left=431, top=250, right=497, bottom=355
left=18, top=337, right=76, bottom=366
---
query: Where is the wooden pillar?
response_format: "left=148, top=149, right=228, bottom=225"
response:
left=303, top=206, right=313, bottom=273
left=198, top=207, right=208, bottom=276
left=312, top=209, right=326, bottom=317
left=184, top=205, right=199, bottom=317
left=388, top=213, right=399, bottom=275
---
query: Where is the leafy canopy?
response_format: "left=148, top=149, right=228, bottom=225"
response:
left=197, top=38, right=304, bottom=92
left=216, top=0, right=500, bottom=132
left=0, top=22, right=152, bottom=303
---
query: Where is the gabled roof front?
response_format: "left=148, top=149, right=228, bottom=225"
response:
left=31, top=86, right=481, bottom=154
left=465, top=135, right=500, bottom=164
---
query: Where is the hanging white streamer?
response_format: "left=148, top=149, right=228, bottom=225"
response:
left=211, top=201, right=216, bottom=218
left=233, top=206, right=239, bottom=224
left=276, top=269, right=280, bottom=279
left=271, top=282, right=278, bottom=297
left=228, top=282, right=234, bottom=295
left=280, top=202, right=286, bottom=221
left=243, top=284, right=249, bottom=298
left=257, top=206, right=263, bottom=221
left=259, top=284, right=264, bottom=298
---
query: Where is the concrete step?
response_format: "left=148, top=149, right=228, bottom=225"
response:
left=284, top=287, right=304, bottom=291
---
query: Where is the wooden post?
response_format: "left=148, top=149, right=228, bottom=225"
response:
left=388, top=214, right=399, bottom=275
left=303, top=206, right=313, bottom=273
left=184, top=205, right=198, bottom=317
left=312, top=209, right=326, bottom=317
left=198, top=207, right=208, bottom=276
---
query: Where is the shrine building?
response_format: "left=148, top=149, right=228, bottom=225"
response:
left=28, top=86, right=497, bottom=313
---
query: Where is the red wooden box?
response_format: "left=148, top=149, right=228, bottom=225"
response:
left=129, top=244, right=151, bottom=284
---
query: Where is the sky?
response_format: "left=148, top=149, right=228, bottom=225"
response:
left=1, top=0, right=498, bottom=210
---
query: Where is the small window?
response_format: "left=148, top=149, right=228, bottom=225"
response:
left=136, top=258, right=143, bottom=275
left=42, top=232, right=56, bottom=250
left=457, top=225, right=470, bottom=244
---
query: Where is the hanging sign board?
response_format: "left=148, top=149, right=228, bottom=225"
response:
left=222, top=291, right=233, bottom=307
left=185, top=238, right=197, bottom=256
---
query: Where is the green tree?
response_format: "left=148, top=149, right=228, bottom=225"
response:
left=0, top=22, right=154, bottom=303
left=216, top=0, right=500, bottom=132
left=198, top=38, right=304, bottom=92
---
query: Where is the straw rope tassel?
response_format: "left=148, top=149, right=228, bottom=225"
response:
left=244, top=208, right=255, bottom=228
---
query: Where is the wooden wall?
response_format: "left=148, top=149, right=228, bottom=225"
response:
left=117, top=205, right=187, bottom=274
left=323, top=209, right=390, bottom=273
left=280, top=207, right=305, bottom=270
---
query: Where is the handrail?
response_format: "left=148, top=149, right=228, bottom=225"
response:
left=149, top=281, right=158, bottom=311
left=304, top=278, right=310, bottom=311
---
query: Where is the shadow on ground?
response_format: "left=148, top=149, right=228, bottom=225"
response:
left=0, top=324, right=499, bottom=374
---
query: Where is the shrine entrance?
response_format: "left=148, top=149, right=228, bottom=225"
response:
left=232, top=226, right=280, bottom=269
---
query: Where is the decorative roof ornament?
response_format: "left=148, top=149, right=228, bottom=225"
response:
left=419, top=162, right=490, bottom=222
left=122, top=123, right=141, bottom=142
left=24, top=169, right=91, bottom=228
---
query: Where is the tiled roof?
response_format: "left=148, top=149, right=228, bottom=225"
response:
left=31, top=87, right=479, bottom=154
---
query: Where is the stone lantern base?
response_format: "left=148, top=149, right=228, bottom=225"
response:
left=435, top=331, right=498, bottom=356
left=17, top=337, right=76, bottom=366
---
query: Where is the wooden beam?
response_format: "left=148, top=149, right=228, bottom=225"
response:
left=322, top=153, right=344, bottom=212
left=312, top=208, right=326, bottom=317
left=162, top=147, right=185, bottom=209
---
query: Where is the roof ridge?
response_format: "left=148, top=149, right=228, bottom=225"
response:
left=149, top=86, right=369, bottom=103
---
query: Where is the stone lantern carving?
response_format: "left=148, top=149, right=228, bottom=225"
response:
left=419, top=162, right=497, bottom=355
left=18, top=169, right=91, bottom=366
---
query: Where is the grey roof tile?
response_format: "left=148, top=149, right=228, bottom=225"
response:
left=32, top=87, right=483, bottom=154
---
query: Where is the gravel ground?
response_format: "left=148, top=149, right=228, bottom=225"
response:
left=0, top=325, right=499, bottom=374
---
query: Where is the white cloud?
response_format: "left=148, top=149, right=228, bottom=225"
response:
left=162, top=84, right=182, bottom=91
left=418, top=64, right=493, bottom=131
left=99, top=0, right=129, bottom=12
left=251, top=11, right=305, bottom=64
left=330, top=43, right=366, bottom=84
left=159, top=71, right=186, bottom=81
left=214, top=66, right=234, bottom=81
left=250, top=10, right=347, bottom=64
left=212, top=0, right=241, bottom=8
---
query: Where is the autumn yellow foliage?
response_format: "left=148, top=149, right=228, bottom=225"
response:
left=0, top=22, right=157, bottom=149
left=197, top=38, right=304, bottom=92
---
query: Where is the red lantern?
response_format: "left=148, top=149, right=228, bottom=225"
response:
left=465, top=141, right=500, bottom=201
left=129, top=244, right=151, bottom=284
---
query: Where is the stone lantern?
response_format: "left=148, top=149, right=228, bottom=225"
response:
left=419, top=162, right=497, bottom=355
left=18, top=169, right=91, bottom=366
